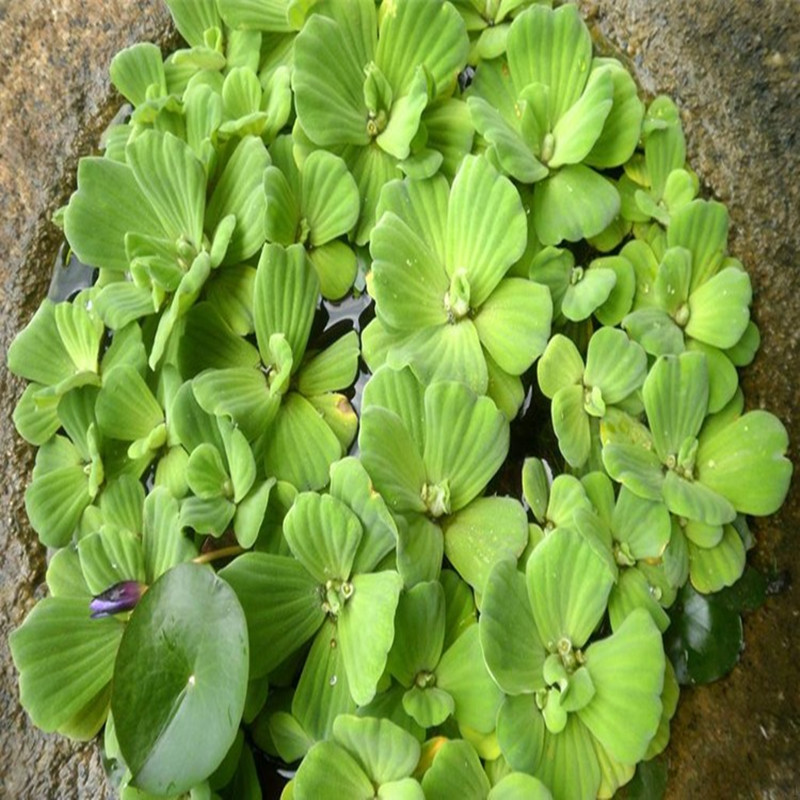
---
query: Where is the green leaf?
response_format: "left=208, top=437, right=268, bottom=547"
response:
left=126, top=130, right=206, bottom=246
left=442, top=497, right=527, bottom=593
left=294, top=741, right=374, bottom=800
left=387, top=580, right=445, bottom=687
left=578, top=610, right=664, bottom=764
left=551, top=385, right=590, bottom=468
left=330, top=457, right=398, bottom=575
left=25, top=465, right=92, bottom=547
left=437, top=624, right=503, bottom=733
left=112, top=564, right=248, bottom=795
left=64, top=157, right=164, bottom=271
left=297, top=331, right=359, bottom=396
left=488, top=773, right=553, bottom=800
left=507, top=4, right=592, bottom=122
left=662, top=470, right=735, bottom=526
left=10, top=598, right=123, bottom=732
left=254, top=243, right=318, bottom=368
left=13, top=383, right=60, bottom=445
left=234, top=479, right=274, bottom=549
left=206, top=136, right=270, bottom=265
left=608, top=568, right=670, bottom=634
left=685, top=267, right=751, bottom=348
left=421, top=739, right=490, bottom=800
left=562, top=266, right=617, bottom=322
left=697, top=410, right=791, bottom=516
left=480, top=558, right=546, bottom=695
left=220, top=553, right=325, bottom=679
left=688, top=524, right=746, bottom=594
left=78, top=528, right=146, bottom=596
left=473, top=278, right=552, bottom=375
left=285, top=492, right=363, bottom=583
left=110, top=43, right=167, bottom=106
left=302, top=150, right=360, bottom=244
left=584, top=327, right=647, bottom=405
left=360, top=406, right=427, bottom=515
left=602, top=442, right=665, bottom=502
left=308, top=240, right=359, bottom=300
left=527, top=529, right=614, bottom=647
left=167, top=0, right=221, bottom=47
left=423, top=381, right=508, bottom=512
left=263, top=393, right=343, bottom=491
left=446, top=155, right=527, bottom=306
left=402, top=685, right=454, bottom=729
left=8, top=301, right=74, bottom=386
left=293, top=9, right=374, bottom=147
left=142, top=488, right=196, bottom=583
left=664, top=582, right=743, bottom=685
left=537, top=334, right=584, bottom=398
left=396, top=514, right=444, bottom=587
left=667, top=199, right=729, bottom=292
left=623, top=308, right=685, bottom=357
left=338, top=571, right=404, bottom=705
left=97, top=364, right=164, bottom=442
left=549, top=66, right=613, bottom=168
left=534, top=165, right=620, bottom=245
left=643, top=352, right=708, bottom=462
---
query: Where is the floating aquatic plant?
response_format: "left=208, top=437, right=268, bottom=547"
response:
left=7, top=1, right=792, bottom=798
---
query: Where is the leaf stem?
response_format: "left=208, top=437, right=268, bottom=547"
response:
left=193, top=545, right=245, bottom=565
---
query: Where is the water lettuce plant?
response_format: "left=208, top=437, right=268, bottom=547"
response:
left=7, top=1, right=792, bottom=798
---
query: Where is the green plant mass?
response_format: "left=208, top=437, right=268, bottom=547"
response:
left=7, top=1, right=792, bottom=798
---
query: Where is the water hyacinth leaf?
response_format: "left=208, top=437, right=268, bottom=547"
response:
left=292, top=620, right=356, bottom=747
left=360, top=406, right=427, bottom=514
left=217, top=0, right=294, bottom=32
left=47, top=547, right=90, bottom=599
left=297, top=331, right=359, bottom=396
left=271, top=711, right=316, bottom=765
left=402, top=685, right=454, bottom=729
left=376, top=778, right=425, bottom=799
left=110, top=43, right=166, bottom=106
left=10, top=598, right=124, bottom=733
left=187, top=443, right=230, bottom=500
left=480, top=558, right=547, bottom=695
left=180, top=495, right=236, bottom=536
left=292, top=10, right=373, bottom=148
left=203, top=266, right=256, bottom=336
left=725, top=319, right=760, bottom=367
left=442, top=496, right=528, bottom=593
left=338, top=571, right=403, bottom=705
left=142, top=487, right=196, bottom=583
left=602, top=441, right=664, bottom=501
left=370, top=213, right=449, bottom=331
left=446, top=156, right=527, bottom=307
left=64, top=157, right=164, bottom=272
left=361, top=364, right=425, bottom=451
left=697, top=410, right=791, bottom=515
left=308, top=240, right=359, bottom=300
left=25, top=465, right=92, bottom=548
left=221, top=422, right=257, bottom=502
left=686, top=267, right=752, bottom=348
left=496, top=694, right=545, bottom=775
left=436, top=624, right=503, bottom=733
left=179, top=303, right=261, bottom=377
left=78, top=528, right=146, bottom=596
left=423, top=382, right=508, bottom=512
left=53, top=301, right=103, bottom=374
left=688, top=524, right=746, bottom=594
left=550, top=385, right=590, bottom=468
left=422, top=98, right=474, bottom=178
left=537, top=334, right=584, bottom=398
left=585, top=59, right=644, bottom=168
left=609, top=568, right=670, bottom=633
left=264, top=163, right=301, bottom=246
left=293, top=741, right=374, bottom=799
left=396, top=513, right=444, bottom=587
left=486, top=351, right=526, bottom=419
left=643, top=352, right=708, bottom=462
left=167, top=0, right=221, bottom=47
left=254, top=243, right=318, bottom=368
left=8, top=301, right=75, bottom=387
left=13, top=383, right=60, bottom=445
left=234, top=479, right=274, bottom=549
left=388, top=580, right=446, bottom=686
left=307, top=393, right=358, bottom=453
left=687, top=340, right=738, bottom=414
left=192, top=367, right=276, bottom=442
left=97, top=364, right=163, bottom=442
left=467, top=96, right=548, bottom=183
left=488, top=773, right=553, bottom=800
left=330, top=457, right=398, bottom=575
left=561, top=265, right=617, bottom=322
left=473, top=278, right=552, bottom=375
left=94, top=282, right=155, bottom=330
left=664, top=583, right=743, bottom=685
left=522, top=457, right=550, bottom=524
left=299, top=150, right=360, bottom=245
left=263, top=393, right=343, bottom=491
left=507, top=4, right=591, bottom=121
left=528, top=529, right=614, bottom=647
left=112, top=564, right=248, bottom=796
left=421, top=739, right=490, bottom=800
left=534, top=164, right=620, bottom=245
left=593, top=256, right=636, bottom=327
left=578, top=609, right=664, bottom=763
left=667, top=199, right=729, bottom=292
left=205, top=136, right=270, bottom=265
left=584, top=327, right=647, bottom=405
left=548, top=67, right=613, bottom=169
left=220, top=553, right=325, bottom=680
left=613, top=488, right=671, bottom=559
left=623, top=308, right=685, bottom=357
left=285, top=493, right=362, bottom=583
left=126, top=130, right=205, bottom=247
left=662, top=470, right=735, bottom=526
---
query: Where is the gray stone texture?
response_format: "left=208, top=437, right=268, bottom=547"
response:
left=0, top=0, right=797, bottom=797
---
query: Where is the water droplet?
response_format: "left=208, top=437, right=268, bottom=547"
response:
left=188, top=674, right=196, bottom=687
left=329, top=675, right=338, bottom=686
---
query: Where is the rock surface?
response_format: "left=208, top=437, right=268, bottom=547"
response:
left=0, top=1, right=797, bottom=798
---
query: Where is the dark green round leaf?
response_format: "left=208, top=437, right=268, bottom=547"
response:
left=112, top=563, right=249, bottom=795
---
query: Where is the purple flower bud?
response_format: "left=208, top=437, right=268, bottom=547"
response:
left=89, top=581, right=146, bottom=619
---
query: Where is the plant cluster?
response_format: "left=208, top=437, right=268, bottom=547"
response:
left=8, top=1, right=792, bottom=799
